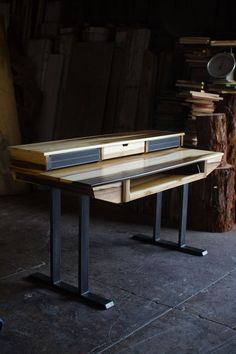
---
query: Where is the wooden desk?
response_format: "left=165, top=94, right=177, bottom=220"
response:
left=9, top=131, right=223, bottom=309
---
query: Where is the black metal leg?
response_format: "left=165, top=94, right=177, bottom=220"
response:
left=132, top=185, right=207, bottom=256
left=78, top=195, right=114, bottom=309
left=78, top=194, right=89, bottom=294
left=153, top=192, right=162, bottom=242
left=50, top=188, right=61, bottom=284
left=178, top=184, right=188, bottom=247
left=27, top=190, right=114, bottom=310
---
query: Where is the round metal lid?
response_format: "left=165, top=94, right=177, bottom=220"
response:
left=207, top=52, right=236, bottom=79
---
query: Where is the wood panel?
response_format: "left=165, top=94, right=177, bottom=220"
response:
left=136, top=51, right=157, bottom=130
left=55, top=42, right=114, bottom=139
left=0, top=17, right=22, bottom=195
left=0, top=17, right=21, bottom=145
left=38, top=54, right=64, bottom=141
left=102, top=47, right=124, bottom=133
left=114, top=29, right=151, bottom=132
left=27, top=39, right=52, bottom=90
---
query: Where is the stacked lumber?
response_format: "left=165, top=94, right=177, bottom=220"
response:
left=23, top=19, right=157, bottom=141
left=178, top=91, right=222, bottom=146
left=210, top=40, right=236, bottom=47
left=179, top=37, right=211, bottom=45
left=184, top=91, right=222, bottom=116
left=176, top=80, right=205, bottom=90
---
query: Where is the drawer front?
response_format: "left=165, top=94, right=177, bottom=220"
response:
left=147, top=136, right=181, bottom=152
left=101, top=141, right=145, bottom=160
left=47, top=148, right=100, bottom=170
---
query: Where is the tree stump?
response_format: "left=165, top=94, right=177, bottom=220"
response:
left=188, top=113, right=235, bottom=232
left=215, top=95, right=236, bottom=220
left=196, top=113, right=227, bottom=166
left=188, top=167, right=234, bottom=232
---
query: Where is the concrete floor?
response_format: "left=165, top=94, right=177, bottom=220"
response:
left=0, top=191, right=236, bottom=354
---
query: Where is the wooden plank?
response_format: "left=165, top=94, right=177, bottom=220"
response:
left=54, top=32, right=76, bottom=139
left=38, top=54, right=64, bottom=141
left=55, top=42, right=114, bottom=139
left=102, top=47, right=124, bottom=133
left=0, top=15, right=25, bottom=194
left=129, top=172, right=205, bottom=201
left=0, top=17, right=21, bottom=145
left=27, top=39, right=52, bottom=90
left=136, top=51, right=157, bottom=130
left=114, top=29, right=151, bottom=132
left=33, top=0, right=46, bottom=37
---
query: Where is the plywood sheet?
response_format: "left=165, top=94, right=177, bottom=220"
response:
left=56, top=42, right=114, bottom=139
left=38, top=54, right=64, bottom=141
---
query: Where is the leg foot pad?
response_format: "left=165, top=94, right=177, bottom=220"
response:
left=26, top=272, right=114, bottom=310
left=132, top=234, right=208, bottom=256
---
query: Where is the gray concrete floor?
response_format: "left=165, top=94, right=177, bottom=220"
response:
left=0, top=191, right=236, bottom=354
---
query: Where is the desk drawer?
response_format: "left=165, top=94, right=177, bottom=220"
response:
left=101, top=141, right=145, bottom=160
left=47, top=148, right=100, bottom=170
left=147, top=136, right=181, bottom=152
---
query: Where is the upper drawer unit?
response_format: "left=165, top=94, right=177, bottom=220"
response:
left=147, top=136, right=181, bottom=152
left=9, top=131, right=184, bottom=171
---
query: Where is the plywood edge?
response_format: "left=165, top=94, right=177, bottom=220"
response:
left=9, top=147, right=46, bottom=166
left=204, top=154, right=223, bottom=176
left=129, top=173, right=205, bottom=201
left=93, top=182, right=122, bottom=203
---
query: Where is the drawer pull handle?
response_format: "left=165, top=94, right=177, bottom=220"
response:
left=122, top=143, right=128, bottom=147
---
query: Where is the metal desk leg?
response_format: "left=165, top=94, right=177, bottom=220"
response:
left=132, top=184, right=207, bottom=256
left=50, top=187, right=61, bottom=284
left=28, top=189, right=114, bottom=310
left=77, top=195, right=114, bottom=308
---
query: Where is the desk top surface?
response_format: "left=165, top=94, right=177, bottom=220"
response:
left=10, top=131, right=223, bottom=203
left=12, top=147, right=223, bottom=186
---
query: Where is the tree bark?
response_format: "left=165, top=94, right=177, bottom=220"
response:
left=188, top=166, right=235, bottom=232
